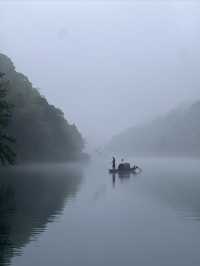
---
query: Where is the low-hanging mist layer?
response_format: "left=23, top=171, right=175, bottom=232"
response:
left=108, top=102, right=200, bottom=157
left=0, top=53, right=86, bottom=163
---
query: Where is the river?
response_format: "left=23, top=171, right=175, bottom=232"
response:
left=0, top=157, right=200, bottom=266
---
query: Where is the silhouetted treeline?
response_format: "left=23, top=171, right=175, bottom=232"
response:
left=0, top=54, right=86, bottom=163
left=109, top=102, right=200, bottom=156
left=0, top=74, right=15, bottom=164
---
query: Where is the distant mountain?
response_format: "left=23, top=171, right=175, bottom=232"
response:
left=0, top=53, right=87, bottom=163
left=108, top=102, right=200, bottom=156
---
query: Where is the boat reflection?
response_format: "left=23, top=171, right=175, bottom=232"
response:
left=112, top=173, right=116, bottom=187
left=112, top=171, right=140, bottom=187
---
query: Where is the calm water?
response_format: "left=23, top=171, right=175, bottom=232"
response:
left=0, top=158, right=200, bottom=266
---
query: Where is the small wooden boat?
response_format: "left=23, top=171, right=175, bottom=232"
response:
left=109, top=167, right=141, bottom=174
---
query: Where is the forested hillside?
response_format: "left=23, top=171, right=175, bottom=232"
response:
left=0, top=53, right=85, bottom=163
left=109, top=102, right=200, bottom=157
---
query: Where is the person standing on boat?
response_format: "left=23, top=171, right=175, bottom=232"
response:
left=112, top=157, right=116, bottom=169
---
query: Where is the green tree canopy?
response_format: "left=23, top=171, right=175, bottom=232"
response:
left=0, top=54, right=86, bottom=163
left=0, top=74, right=15, bottom=165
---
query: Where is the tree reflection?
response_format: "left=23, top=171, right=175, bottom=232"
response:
left=0, top=164, right=83, bottom=265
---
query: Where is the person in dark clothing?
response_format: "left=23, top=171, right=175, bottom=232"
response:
left=112, top=157, right=116, bottom=169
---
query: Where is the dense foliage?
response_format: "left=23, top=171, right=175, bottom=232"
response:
left=0, top=74, right=15, bottom=164
left=0, top=54, right=85, bottom=163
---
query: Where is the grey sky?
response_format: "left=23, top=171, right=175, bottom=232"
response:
left=1, top=1, right=200, bottom=148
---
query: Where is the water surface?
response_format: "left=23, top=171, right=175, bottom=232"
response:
left=1, top=158, right=200, bottom=266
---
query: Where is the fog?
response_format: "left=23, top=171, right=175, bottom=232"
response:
left=1, top=1, right=200, bottom=148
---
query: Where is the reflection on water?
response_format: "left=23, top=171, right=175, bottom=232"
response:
left=1, top=158, right=200, bottom=266
left=127, top=158, right=200, bottom=221
left=0, top=164, right=83, bottom=266
left=112, top=172, right=140, bottom=187
left=109, top=158, right=200, bottom=221
left=144, top=162, right=200, bottom=220
left=112, top=173, right=116, bottom=187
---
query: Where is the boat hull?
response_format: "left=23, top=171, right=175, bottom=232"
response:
left=109, top=168, right=139, bottom=174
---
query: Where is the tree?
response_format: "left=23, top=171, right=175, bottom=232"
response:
left=0, top=54, right=86, bottom=163
left=0, top=73, right=15, bottom=165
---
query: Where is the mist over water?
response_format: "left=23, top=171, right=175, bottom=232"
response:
left=1, top=1, right=200, bottom=147
left=1, top=1, right=200, bottom=266
left=0, top=158, right=200, bottom=266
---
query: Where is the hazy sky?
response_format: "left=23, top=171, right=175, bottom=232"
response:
left=1, top=1, right=200, bottom=148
